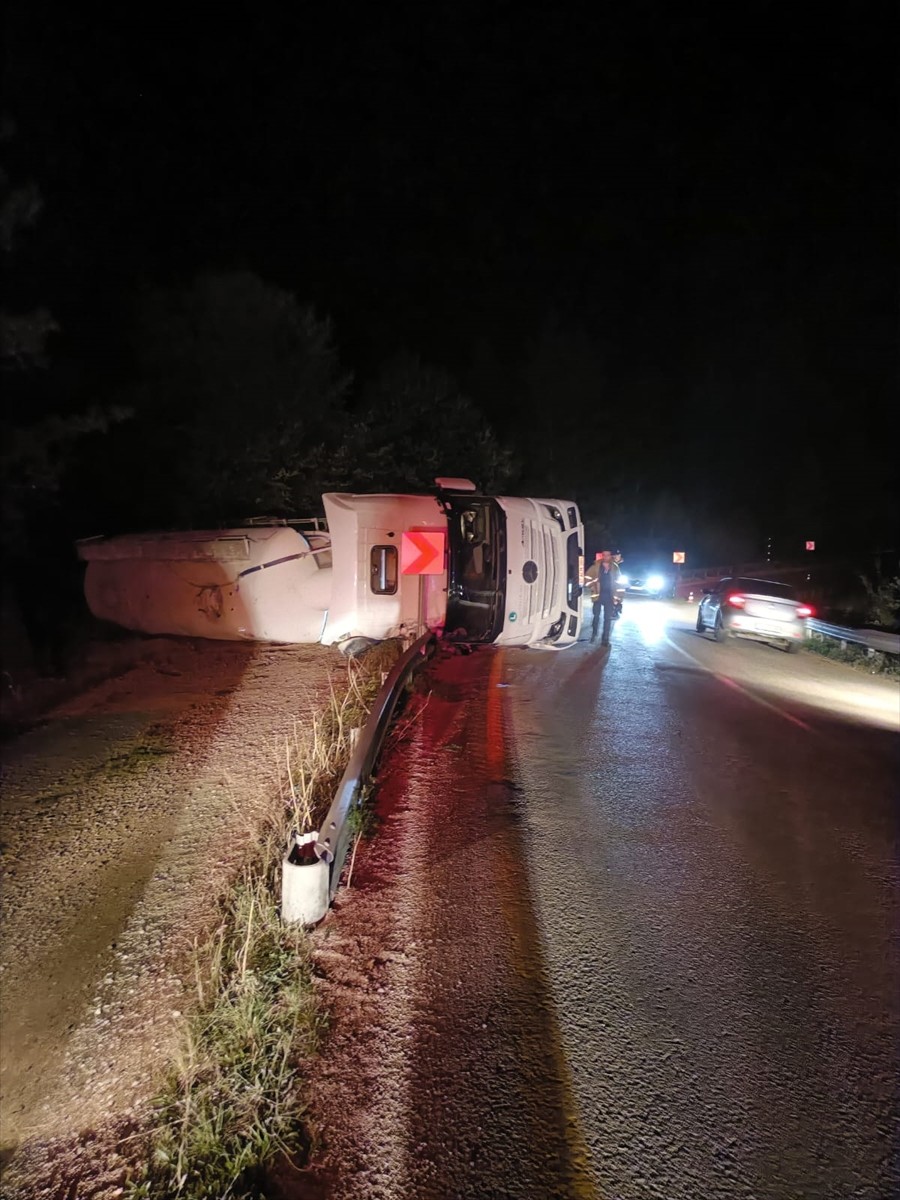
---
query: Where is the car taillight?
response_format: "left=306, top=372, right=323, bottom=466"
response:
left=796, top=604, right=814, bottom=618
left=725, top=593, right=746, bottom=608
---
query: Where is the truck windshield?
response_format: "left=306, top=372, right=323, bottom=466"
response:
left=444, top=497, right=506, bottom=642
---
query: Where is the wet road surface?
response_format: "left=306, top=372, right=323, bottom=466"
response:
left=309, top=599, right=900, bottom=1199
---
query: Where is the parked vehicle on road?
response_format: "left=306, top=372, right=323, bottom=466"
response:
left=696, top=577, right=813, bottom=653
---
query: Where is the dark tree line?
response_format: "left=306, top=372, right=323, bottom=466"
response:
left=1, top=260, right=523, bottom=674
left=69, top=271, right=515, bottom=532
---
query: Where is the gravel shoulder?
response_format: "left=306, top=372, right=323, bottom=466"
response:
left=0, top=636, right=345, bottom=1195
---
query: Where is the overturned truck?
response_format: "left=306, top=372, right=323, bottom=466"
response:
left=77, top=480, right=585, bottom=651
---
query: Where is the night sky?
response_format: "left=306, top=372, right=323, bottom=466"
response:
left=4, top=1, right=896, bottom=563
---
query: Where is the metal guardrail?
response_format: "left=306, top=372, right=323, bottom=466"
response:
left=807, top=619, right=900, bottom=656
left=283, top=632, right=437, bottom=925
left=315, top=632, right=437, bottom=896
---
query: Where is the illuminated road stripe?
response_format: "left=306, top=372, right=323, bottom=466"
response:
left=663, top=633, right=814, bottom=732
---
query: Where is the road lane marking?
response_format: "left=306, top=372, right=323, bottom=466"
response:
left=663, top=632, right=814, bottom=731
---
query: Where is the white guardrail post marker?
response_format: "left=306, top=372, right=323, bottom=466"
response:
left=281, top=632, right=436, bottom=927
left=282, top=832, right=330, bottom=925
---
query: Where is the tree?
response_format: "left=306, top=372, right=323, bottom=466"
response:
left=1, top=115, right=131, bottom=538
left=0, top=114, right=57, bottom=375
left=112, top=271, right=351, bottom=526
left=1, top=114, right=131, bottom=673
left=322, top=353, right=514, bottom=497
left=860, top=563, right=900, bottom=630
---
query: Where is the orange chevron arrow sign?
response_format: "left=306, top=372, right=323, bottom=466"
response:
left=400, top=530, right=445, bottom=575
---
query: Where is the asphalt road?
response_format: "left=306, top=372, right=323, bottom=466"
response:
left=311, top=598, right=900, bottom=1200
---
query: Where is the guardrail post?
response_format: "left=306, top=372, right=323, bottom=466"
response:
left=282, top=833, right=330, bottom=926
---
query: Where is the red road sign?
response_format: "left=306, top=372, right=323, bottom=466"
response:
left=805, top=541, right=816, bottom=551
left=400, top=530, right=445, bottom=575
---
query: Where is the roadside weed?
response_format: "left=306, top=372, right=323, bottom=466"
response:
left=127, top=640, right=405, bottom=1198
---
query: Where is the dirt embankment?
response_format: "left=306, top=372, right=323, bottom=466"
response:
left=0, top=634, right=345, bottom=1197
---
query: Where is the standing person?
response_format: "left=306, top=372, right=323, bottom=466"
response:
left=591, top=549, right=621, bottom=645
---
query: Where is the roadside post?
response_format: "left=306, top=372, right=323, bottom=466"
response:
left=673, top=550, right=686, bottom=599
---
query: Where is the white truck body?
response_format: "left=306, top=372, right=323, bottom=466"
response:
left=319, top=487, right=583, bottom=649
left=78, top=525, right=332, bottom=643
left=77, top=484, right=584, bottom=650
left=319, top=491, right=449, bottom=646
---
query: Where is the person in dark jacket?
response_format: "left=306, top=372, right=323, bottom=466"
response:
left=591, top=549, right=621, bottom=645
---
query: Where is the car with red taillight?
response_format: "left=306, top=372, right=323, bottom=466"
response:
left=696, top=577, right=814, bottom=653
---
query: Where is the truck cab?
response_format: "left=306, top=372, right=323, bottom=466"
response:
left=321, top=480, right=584, bottom=651
left=489, top=494, right=584, bottom=648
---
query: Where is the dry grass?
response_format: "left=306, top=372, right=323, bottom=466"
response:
left=804, top=635, right=900, bottom=677
left=128, top=874, right=322, bottom=1198
left=126, top=639, right=405, bottom=1199
left=274, top=641, right=407, bottom=847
